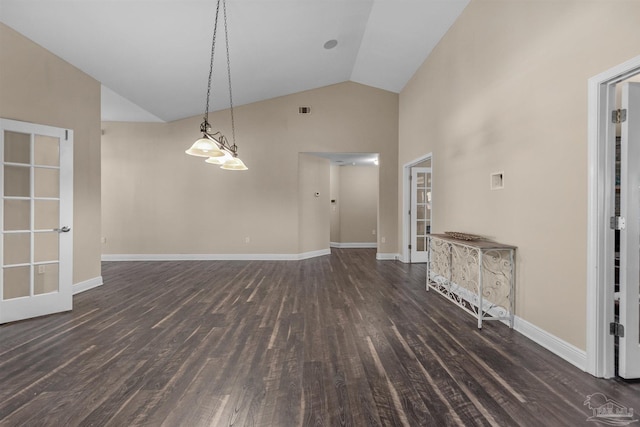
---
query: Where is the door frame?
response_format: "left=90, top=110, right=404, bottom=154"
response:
left=587, top=54, right=640, bottom=378
left=401, top=153, right=432, bottom=263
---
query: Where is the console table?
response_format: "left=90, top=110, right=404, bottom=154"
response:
left=426, top=234, right=516, bottom=329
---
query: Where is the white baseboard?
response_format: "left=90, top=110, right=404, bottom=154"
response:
left=298, top=249, right=331, bottom=260
left=390, top=253, right=409, bottom=263
left=73, top=276, right=103, bottom=295
left=102, top=250, right=331, bottom=262
left=330, top=242, right=377, bottom=249
left=429, top=272, right=587, bottom=371
left=512, top=315, right=587, bottom=371
left=376, top=253, right=399, bottom=260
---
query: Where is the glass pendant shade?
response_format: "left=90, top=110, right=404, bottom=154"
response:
left=185, top=137, right=225, bottom=157
left=187, top=0, right=245, bottom=170
left=220, top=157, right=248, bottom=170
left=205, top=152, right=232, bottom=165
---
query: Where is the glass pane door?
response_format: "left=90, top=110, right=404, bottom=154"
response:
left=411, top=165, right=432, bottom=263
left=1, top=119, right=72, bottom=324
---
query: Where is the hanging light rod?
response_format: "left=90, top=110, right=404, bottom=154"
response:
left=185, top=0, right=247, bottom=171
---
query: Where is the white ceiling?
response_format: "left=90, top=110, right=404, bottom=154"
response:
left=0, top=0, right=469, bottom=123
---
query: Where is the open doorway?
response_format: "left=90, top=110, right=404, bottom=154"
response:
left=587, top=55, right=640, bottom=379
left=304, top=152, right=380, bottom=251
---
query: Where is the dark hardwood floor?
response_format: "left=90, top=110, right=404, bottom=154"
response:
left=1, top=248, right=639, bottom=426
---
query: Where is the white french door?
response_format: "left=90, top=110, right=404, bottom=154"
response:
left=0, top=119, right=73, bottom=324
left=618, top=82, right=640, bottom=379
left=410, top=167, right=432, bottom=263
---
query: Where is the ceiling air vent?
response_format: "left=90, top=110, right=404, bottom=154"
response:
left=298, top=106, right=311, bottom=115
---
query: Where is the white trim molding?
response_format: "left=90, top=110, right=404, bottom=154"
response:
left=513, top=316, right=587, bottom=372
left=330, top=242, right=377, bottom=249
left=396, top=254, right=410, bottom=263
left=298, top=249, right=332, bottom=260
left=376, top=253, right=399, bottom=261
left=587, top=54, right=640, bottom=378
left=102, top=250, right=332, bottom=262
left=73, top=276, right=103, bottom=295
left=429, top=266, right=586, bottom=370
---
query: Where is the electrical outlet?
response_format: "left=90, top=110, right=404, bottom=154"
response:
left=381, top=237, right=386, bottom=243
left=372, top=229, right=376, bottom=235
left=37, top=265, right=46, bottom=274
left=245, top=237, right=250, bottom=243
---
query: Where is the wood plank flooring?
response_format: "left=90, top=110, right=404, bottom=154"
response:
left=1, top=248, right=639, bottom=426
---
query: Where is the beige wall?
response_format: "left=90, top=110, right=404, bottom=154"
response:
left=333, top=165, right=378, bottom=244
left=298, top=154, right=330, bottom=253
left=0, top=23, right=102, bottom=285
left=102, top=82, right=398, bottom=256
left=398, top=0, right=640, bottom=350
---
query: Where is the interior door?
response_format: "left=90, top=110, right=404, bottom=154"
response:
left=0, top=119, right=73, bottom=324
left=619, top=82, right=640, bottom=379
left=410, top=167, right=432, bottom=263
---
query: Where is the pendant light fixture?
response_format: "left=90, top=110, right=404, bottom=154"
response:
left=186, top=0, right=247, bottom=170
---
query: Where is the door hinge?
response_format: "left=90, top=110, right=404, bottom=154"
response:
left=610, top=216, right=626, bottom=230
left=408, top=244, right=412, bottom=250
left=65, top=130, right=68, bottom=140
left=610, top=322, right=625, bottom=337
left=612, top=109, right=627, bottom=124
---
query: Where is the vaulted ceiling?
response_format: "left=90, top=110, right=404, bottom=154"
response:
left=0, top=0, right=469, bottom=122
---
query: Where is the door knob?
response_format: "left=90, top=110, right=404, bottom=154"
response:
left=54, top=226, right=71, bottom=233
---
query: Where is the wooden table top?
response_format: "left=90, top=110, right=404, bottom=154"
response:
left=428, top=233, right=517, bottom=250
